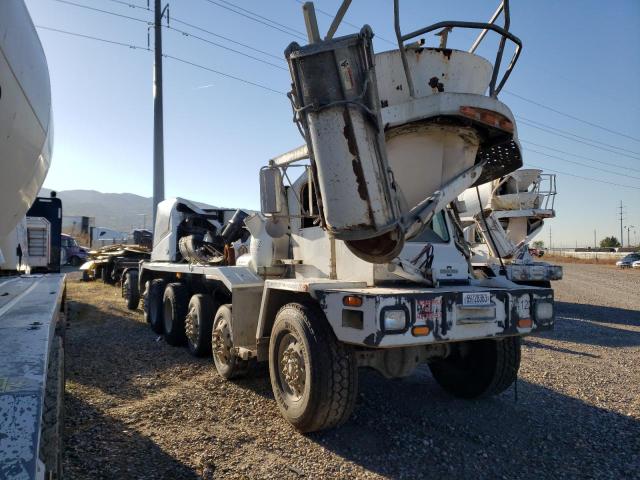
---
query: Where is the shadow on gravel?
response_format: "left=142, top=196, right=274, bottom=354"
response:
left=543, top=301, right=640, bottom=348
left=556, top=301, right=640, bottom=327
left=64, top=392, right=198, bottom=480
left=67, top=298, right=210, bottom=401
left=523, top=339, right=600, bottom=358
left=307, top=368, right=640, bottom=479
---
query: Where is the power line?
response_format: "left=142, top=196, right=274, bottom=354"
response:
left=53, top=0, right=150, bottom=24
left=36, top=24, right=285, bottom=94
left=201, top=0, right=307, bottom=40
left=37, top=24, right=149, bottom=49
left=519, top=116, right=640, bottom=156
left=292, top=0, right=396, bottom=45
left=524, top=147, right=640, bottom=181
left=518, top=117, right=640, bottom=160
left=163, top=54, right=286, bottom=94
left=505, top=90, right=640, bottom=144
left=217, top=0, right=307, bottom=36
left=526, top=163, right=640, bottom=191
left=165, top=25, right=287, bottom=70
left=520, top=139, right=640, bottom=173
left=171, top=16, right=283, bottom=61
left=57, top=0, right=288, bottom=69
left=101, top=0, right=149, bottom=10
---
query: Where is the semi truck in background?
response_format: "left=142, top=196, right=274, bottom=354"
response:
left=458, top=168, right=563, bottom=287
left=0, top=1, right=65, bottom=479
left=129, top=0, right=555, bottom=433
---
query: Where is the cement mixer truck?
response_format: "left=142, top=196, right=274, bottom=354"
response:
left=458, top=168, right=563, bottom=287
left=135, top=0, right=554, bottom=432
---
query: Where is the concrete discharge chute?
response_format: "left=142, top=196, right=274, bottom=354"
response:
left=285, top=27, right=404, bottom=263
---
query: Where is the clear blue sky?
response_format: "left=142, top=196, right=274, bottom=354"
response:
left=24, top=0, right=640, bottom=247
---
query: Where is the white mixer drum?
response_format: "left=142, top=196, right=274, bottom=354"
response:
left=385, top=124, right=480, bottom=214
left=0, top=0, right=53, bottom=236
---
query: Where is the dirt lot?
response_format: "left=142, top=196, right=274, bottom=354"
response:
left=62, top=264, right=640, bottom=479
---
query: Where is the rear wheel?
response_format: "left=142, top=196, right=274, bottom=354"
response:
left=212, top=305, right=248, bottom=379
left=123, top=270, right=140, bottom=310
left=186, top=294, right=217, bottom=357
left=429, top=337, right=521, bottom=399
left=163, top=283, right=189, bottom=346
left=101, top=263, right=114, bottom=284
left=148, top=279, right=166, bottom=334
left=269, top=302, right=358, bottom=433
left=142, top=281, right=151, bottom=323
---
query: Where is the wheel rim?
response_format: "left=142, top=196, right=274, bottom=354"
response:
left=212, top=317, right=233, bottom=366
left=276, top=332, right=306, bottom=402
left=185, top=306, right=199, bottom=346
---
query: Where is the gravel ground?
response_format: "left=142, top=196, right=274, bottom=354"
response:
left=62, top=264, right=640, bottom=479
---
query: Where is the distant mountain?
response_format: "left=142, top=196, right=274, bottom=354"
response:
left=40, top=188, right=153, bottom=232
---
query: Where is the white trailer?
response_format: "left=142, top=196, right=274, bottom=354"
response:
left=459, top=168, right=563, bottom=287
left=134, top=0, right=555, bottom=433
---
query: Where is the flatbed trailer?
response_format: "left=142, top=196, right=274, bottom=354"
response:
left=0, top=274, right=66, bottom=480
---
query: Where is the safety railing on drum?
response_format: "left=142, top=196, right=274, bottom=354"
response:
left=392, top=0, right=522, bottom=98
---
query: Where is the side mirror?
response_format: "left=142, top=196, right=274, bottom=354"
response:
left=260, top=166, right=283, bottom=214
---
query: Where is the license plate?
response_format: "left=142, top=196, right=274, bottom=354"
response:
left=462, top=292, right=491, bottom=307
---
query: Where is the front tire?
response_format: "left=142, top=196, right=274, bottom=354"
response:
left=268, top=302, right=358, bottom=433
left=163, top=283, right=188, bottom=346
left=429, top=336, right=521, bottom=399
left=186, top=294, right=217, bottom=357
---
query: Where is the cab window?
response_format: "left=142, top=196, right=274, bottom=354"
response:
left=408, top=211, right=450, bottom=243
left=300, top=181, right=319, bottom=229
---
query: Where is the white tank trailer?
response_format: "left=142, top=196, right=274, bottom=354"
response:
left=0, top=2, right=66, bottom=479
left=458, top=168, right=563, bottom=286
left=135, top=0, right=555, bottom=433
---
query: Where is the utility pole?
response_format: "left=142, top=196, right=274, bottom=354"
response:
left=548, top=227, right=552, bottom=251
left=618, top=201, right=625, bottom=247
left=153, top=0, right=169, bottom=232
left=593, top=229, right=596, bottom=249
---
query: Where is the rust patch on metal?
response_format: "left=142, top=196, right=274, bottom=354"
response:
left=342, top=109, right=358, bottom=156
left=351, top=159, right=369, bottom=201
left=342, top=109, right=368, bottom=202
left=431, top=47, right=452, bottom=60
left=428, top=76, right=445, bottom=93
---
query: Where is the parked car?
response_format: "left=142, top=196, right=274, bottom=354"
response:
left=632, top=260, right=640, bottom=269
left=61, top=233, right=89, bottom=266
left=616, top=253, right=640, bottom=268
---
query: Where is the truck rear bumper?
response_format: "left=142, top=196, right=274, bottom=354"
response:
left=317, top=285, right=554, bottom=348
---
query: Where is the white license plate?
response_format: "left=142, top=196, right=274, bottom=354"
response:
left=462, top=292, right=491, bottom=307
